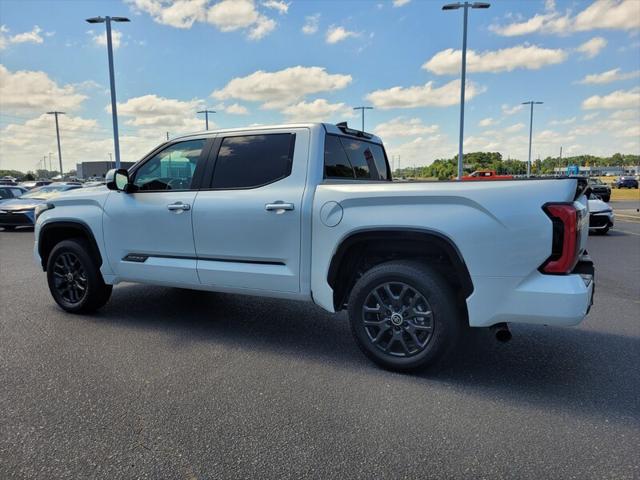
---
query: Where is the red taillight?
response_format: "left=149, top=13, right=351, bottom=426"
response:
left=540, top=203, right=580, bottom=274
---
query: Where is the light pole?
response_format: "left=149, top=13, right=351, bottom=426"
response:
left=442, top=2, right=490, bottom=180
left=523, top=101, right=543, bottom=177
left=47, top=111, right=65, bottom=178
left=197, top=110, right=216, bottom=130
left=86, top=16, right=130, bottom=169
left=353, top=106, right=373, bottom=132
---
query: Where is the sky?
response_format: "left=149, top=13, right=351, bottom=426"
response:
left=0, top=0, right=639, bottom=173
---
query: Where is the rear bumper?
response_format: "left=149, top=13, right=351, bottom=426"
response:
left=467, top=256, right=595, bottom=328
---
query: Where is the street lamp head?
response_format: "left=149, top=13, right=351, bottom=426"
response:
left=472, top=2, right=491, bottom=8
left=86, top=17, right=105, bottom=24
left=442, top=3, right=462, bottom=10
left=46, top=111, right=65, bottom=115
left=111, top=17, right=131, bottom=22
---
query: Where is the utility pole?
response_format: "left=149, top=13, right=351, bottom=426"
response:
left=522, top=100, right=543, bottom=177
left=48, top=152, right=52, bottom=171
left=166, top=131, right=169, bottom=141
left=353, top=106, right=373, bottom=132
left=47, top=111, right=65, bottom=178
left=86, top=15, right=130, bottom=169
left=443, top=1, right=491, bottom=180
left=197, top=110, right=216, bottom=130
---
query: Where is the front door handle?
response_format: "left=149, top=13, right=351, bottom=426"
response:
left=167, top=202, right=191, bottom=212
left=265, top=202, right=295, bottom=213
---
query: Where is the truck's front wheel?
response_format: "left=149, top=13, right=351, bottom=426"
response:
left=46, top=238, right=112, bottom=313
left=347, top=260, right=461, bottom=372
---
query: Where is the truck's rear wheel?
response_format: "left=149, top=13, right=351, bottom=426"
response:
left=347, top=260, right=461, bottom=372
left=46, top=238, right=112, bottom=313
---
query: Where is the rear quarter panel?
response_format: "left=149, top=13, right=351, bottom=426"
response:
left=311, top=179, right=578, bottom=315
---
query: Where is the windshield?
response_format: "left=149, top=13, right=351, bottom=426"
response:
left=20, top=185, right=71, bottom=199
left=589, top=178, right=603, bottom=185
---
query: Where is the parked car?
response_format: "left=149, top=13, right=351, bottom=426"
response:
left=0, top=186, right=28, bottom=203
left=20, top=180, right=53, bottom=190
left=33, top=122, right=594, bottom=372
left=461, top=170, right=514, bottom=181
left=588, top=178, right=611, bottom=202
left=614, top=176, right=639, bottom=189
left=0, top=184, right=82, bottom=230
left=588, top=194, right=614, bottom=235
left=83, top=181, right=106, bottom=188
left=0, top=179, right=18, bottom=186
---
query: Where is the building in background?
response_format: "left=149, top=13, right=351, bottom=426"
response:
left=76, top=161, right=135, bottom=180
left=553, top=165, right=640, bottom=177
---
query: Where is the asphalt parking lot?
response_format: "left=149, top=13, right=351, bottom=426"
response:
left=1, top=206, right=639, bottom=479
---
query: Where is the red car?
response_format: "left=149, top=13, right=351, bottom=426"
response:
left=461, top=170, right=514, bottom=181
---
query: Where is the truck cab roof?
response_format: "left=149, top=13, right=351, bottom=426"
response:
left=172, top=122, right=384, bottom=145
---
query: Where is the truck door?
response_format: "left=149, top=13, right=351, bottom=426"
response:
left=192, top=128, right=309, bottom=293
left=102, top=138, right=210, bottom=285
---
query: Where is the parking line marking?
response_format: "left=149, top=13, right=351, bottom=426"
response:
left=614, top=229, right=640, bottom=236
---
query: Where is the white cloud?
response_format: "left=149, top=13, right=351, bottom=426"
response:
left=577, top=68, right=640, bottom=85
left=212, top=66, right=352, bottom=109
left=423, top=45, right=568, bottom=75
left=89, top=29, right=123, bottom=49
left=609, top=109, right=640, bottom=121
left=262, top=0, right=289, bottom=14
left=0, top=113, right=132, bottom=172
left=127, top=0, right=207, bottom=29
left=479, top=117, right=496, bottom=127
left=113, top=95, right=205, bottom=135
left=576, top=36, right=607, bottom=58
left=127, top=0, right=277, bottom=39
left=501, top=104, right=524, bottom=115
left=374, top=117, right=439, bottom=139
left=582, top=88, right=640, bottom=109
left=247, top=14, right=276, bottom=40
left=326, top=25, right=359, bottom=44
left=0, top=64, right=87, bottom=114
left=225, top=103, right=249, bottom=115
left=549, top=117, right=577, bottom=126
left=0, top=25, right=45, bottom=49
left=393, top=0, right=411, bottom=6
left=366, top=79, right=485, bottom=109
left=574, top=0, right=640, bottom=31
left=302, top=13, right=320, bottom=34
left=570, top=108, right=640, bottom=139
left=281, top=99, right=353, bottom=122
left=490, top=0, right=640, bottom=36
left=504, top=123, right=525, bottom=133
left=388, top=135, right=456, bottom=168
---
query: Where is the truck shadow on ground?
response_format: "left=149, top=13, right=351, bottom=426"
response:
left=94, top=284, right=640, bottom=423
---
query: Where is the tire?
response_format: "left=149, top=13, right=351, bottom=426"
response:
left=46, top=238, right=112, bottom=313
left=347, top=260, right=462, bottom=372
left=602, top=195, right=610, bottom=202
left=595, top=226, right=610, bottom=235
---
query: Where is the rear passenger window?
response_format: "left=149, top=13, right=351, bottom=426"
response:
left=324, top=135, right=390, bottom=181
left=324, top=135, right=355, bottom=179
left=211, top=134, right=295, bottom=189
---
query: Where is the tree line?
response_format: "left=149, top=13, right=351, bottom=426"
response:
left=394, top=152, right=640, bottom=180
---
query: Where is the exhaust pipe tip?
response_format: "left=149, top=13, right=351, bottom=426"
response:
left=491, top=323, right=512, bottom=343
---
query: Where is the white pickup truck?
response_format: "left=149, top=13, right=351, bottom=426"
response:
left=34, top=123, right=594, bottom=371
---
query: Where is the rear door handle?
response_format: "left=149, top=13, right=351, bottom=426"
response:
left=265, top=202, right=295, bottom=213
left=167, top=202, right=191, bottom=211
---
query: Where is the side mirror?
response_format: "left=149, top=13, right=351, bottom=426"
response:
left=106, top=168, right=132, bottom=192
